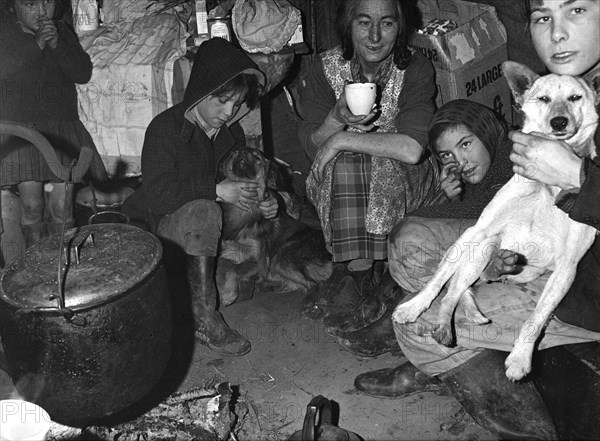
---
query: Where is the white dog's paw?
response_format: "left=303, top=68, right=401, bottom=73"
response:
left=504, top=350, right=532, bottom=382
left=392, top=299, right=426, bottom=324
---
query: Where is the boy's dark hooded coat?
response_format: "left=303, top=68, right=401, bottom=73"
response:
left=123, top=38, right=264, bottom=230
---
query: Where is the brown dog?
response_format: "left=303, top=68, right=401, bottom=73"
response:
left=215, top=148, right=332, bottom=305
left=393, top=61, right=599, bottom=381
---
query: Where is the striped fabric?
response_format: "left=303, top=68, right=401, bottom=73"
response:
left=330, top=152, right=388, bottom=261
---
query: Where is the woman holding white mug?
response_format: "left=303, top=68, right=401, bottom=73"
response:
left=298, top=0, right=439, bottom=333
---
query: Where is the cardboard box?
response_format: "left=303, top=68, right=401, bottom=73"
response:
left=409, top=0, right=512, bottom=125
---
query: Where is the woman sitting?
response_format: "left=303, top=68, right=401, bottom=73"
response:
left=298, top=0, right=439, bottom=321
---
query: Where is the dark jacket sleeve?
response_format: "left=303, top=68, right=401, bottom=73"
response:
left=552, top=122, right=600, bottom=331
left=46, top=21, right=93, bottom=84
left=0, top=17, right=44, bottom=79
left=297, top=56, right=337, bottom=160
left=394, top=52, right=437, bottom=147
left=569, top=156, right=600, bottom=230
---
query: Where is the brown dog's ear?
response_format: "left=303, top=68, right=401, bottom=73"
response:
left=502, top=61, right=540, bottom=107
left=583, top=67, right=600, bottom=107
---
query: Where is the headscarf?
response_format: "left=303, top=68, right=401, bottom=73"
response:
left=409, top=99, right=515, bottom=220
left=427, top=99, right=507, bottom=162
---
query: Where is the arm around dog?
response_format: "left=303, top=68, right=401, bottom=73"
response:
left=570, top=135, right=600, bottom=229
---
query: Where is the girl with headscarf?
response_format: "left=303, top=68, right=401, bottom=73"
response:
left=407, top=99, right=514, bottom=220
left=334, top=99, right=515, bottom=352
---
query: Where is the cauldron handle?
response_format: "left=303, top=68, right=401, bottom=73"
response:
left=0, top=121, right=94, bottom=324
left=0, top=120, right=92, bottom=183
left=63, top=232, right=95, bottom=265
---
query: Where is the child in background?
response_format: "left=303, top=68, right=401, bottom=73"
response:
left=0, top=0, right=107, bottom=263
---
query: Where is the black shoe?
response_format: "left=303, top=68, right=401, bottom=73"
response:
left=439, top=350, right=558, bottom=440
left=318, top=266, right=373, bottom=324
left=336, top=306, right=398, bottom=357
left=323, top=271, right=404, bottom=335
left=301, top=263, right=351, bottom=319
left=354, top=362, right=445, bottom=398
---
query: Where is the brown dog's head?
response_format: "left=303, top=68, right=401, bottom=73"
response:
left=218, top=148, right=270, bottom=203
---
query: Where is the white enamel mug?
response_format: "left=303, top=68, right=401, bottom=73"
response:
left=344, top=83, right=376, bottom=115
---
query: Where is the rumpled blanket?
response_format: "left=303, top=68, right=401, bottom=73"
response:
left=76, top=8, right=186, bottom=176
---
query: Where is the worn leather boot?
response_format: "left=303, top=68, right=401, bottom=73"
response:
left=354, top=362, right=445, bottom=398
left=439, top=350, right=558, bottom=440
left=320, top=266, right=373, bottom=326
left=20, top=222, right=48, bottom=248
left=323, top=270, right=404, bottom=335
left=301, top=263, right=352, bottom=319
left=188, top=255, right=251, bottom=356
left=336, top=304, right=399, bottom=357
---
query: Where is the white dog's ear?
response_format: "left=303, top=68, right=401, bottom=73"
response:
left=583, top=67, right=600, bottom=107
left=502, top=61, right=540, bottom=107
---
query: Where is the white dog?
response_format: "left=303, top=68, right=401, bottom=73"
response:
left=392, top=61, right=599, bottom=381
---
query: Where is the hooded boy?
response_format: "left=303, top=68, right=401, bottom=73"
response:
left=123, top=38, right=267, bottom=356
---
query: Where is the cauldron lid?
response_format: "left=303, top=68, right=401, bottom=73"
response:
left=0, top=224, right=162, bottom=311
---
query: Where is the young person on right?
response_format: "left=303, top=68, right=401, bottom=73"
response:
left=352, top=1, right=600, bottom=439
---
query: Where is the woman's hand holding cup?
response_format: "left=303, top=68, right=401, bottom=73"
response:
left=329, top=83, right=377, bottom=131
left=345, top=82, right=377, bottom=116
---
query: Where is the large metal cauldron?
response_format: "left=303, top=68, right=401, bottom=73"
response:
left=0, top=224, right=172, bottom=427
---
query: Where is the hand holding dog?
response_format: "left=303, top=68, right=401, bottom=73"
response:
left=440, top=162, right=463, bottom=201
left=259, top=193, right=278, bottom=219
left=509, top=130, right=582, bottom=190
left=216, top=179, right=260, bottom=211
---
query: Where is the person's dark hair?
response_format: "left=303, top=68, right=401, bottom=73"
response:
left=522, top=0, right=543, bottom=30
left=427, top=121, right=460, bottom=159
left=2, top=0, right=64, bottom=20
left=426, top=99, right=507, bottom=166
left=211, top=73, right=263, bottom=110
left=335, top=0, right=422, bottom=70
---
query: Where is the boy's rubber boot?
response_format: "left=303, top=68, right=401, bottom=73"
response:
left=355, top=351, right=558, bottom=440
left=188, top=255, right=251, bottom=356
left=438, top=350, right=558, bottom=440
left=323, top=270, right=404, bottom=335
left=20, top=222, right=48, bottom=248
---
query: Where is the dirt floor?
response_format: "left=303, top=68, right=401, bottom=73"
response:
left=182, top=288, right=494, bottom=440
left=0, top=285, right=495, bottom=441
left=0, top=88, right=494, bottom=441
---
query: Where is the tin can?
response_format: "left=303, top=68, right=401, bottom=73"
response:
left=208, top=15, right=232, bottom=42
